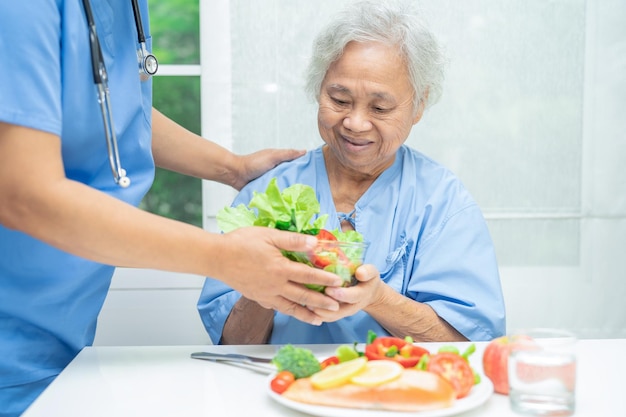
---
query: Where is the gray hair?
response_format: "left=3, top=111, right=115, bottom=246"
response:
left=304, top=0, right=446, bottom=112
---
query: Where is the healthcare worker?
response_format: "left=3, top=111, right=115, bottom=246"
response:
left=0, top=2, right=343, bottom=416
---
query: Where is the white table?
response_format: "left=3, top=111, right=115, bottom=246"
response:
left=22, top=340, right=625, bottom=417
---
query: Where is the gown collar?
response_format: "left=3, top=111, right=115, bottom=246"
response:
left=314, top=146, right=405, bottom=230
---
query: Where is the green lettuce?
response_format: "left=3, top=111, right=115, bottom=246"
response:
left=217, top=178, right=328, bottom=234
left=216, top=178, right=367, bottom=291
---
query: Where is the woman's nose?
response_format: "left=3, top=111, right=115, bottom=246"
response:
left=343, top=109, right=372, bottom=132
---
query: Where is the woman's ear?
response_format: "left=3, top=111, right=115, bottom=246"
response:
left=412, top=88, right=429, bottom=125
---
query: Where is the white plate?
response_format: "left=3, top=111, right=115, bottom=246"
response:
left=267, top=374, right=493, bottom=417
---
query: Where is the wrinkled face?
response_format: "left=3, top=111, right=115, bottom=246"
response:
left=318, top=41, right=424, bottom=177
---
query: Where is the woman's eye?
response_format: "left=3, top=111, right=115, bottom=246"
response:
left=331, top=97, right=349, bottom=106
left=373, top=107, right=390, bottom=113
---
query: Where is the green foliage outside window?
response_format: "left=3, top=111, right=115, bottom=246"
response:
left=141, top=77, right=202, bottom=227
left=150, top=0, right=199, bottom=65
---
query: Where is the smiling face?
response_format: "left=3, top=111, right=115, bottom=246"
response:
left=318, top=41, right=424, bottom=179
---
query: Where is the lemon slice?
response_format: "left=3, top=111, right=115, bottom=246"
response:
left=350, top=360, right=404, bottom=386
left=310, top=357, right=368, bottom=389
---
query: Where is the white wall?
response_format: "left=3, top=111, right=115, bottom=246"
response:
left=94, top=0, right=626, bottom=346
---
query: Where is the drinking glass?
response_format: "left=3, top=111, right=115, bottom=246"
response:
left=508, top=328, right=577, bottom=416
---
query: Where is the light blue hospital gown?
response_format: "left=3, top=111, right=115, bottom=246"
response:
left=0, top=2, right=154, bottom=415
left=197, top=146, right=506, bottom=344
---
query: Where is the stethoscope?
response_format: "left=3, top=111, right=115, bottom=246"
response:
left=81, top=0, right=159, bottom=188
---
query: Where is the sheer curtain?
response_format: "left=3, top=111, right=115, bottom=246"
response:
left=202, top=0, right=626, bottom=338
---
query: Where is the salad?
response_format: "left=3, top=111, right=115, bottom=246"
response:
left=216, top=178, right=367, bottom=290
left=270, top=330, right=481, bottom=400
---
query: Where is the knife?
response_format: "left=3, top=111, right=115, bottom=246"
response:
left=190, top=352, right=276, bottom=374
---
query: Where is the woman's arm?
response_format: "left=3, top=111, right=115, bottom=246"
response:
left=221, top=297, right=275, bottom=344
left=150, top=108, right=304, bottom=190
left=361, top=275, right=467, bottom=342
left=0, top=122, right=342, bottom=324
left=321, top=265, right=468, bottom=342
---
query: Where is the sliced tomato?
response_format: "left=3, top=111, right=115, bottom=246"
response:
left=320, top=355, right=340, bottom=370
left=310, top=230, right=341, bottom=268
left=316, top=229, right=337, bottom=241
left=364, top=336, right=429, bottom=368
left=427, top=352, right=475, bottom=399
left=310, top=252, right=335, bottom=268
left=270, top=370, right=296, bottom=394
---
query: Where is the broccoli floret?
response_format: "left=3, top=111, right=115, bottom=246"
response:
left=272, top=344, right=321, bottom=379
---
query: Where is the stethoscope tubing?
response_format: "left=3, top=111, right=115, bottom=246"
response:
left=80, top=0, right=157, bottom=187
left=96, top=83, right=128, bottom=187
left=81, top=0, right=104, bottom=85
left=130, top=0, right=147, bottom=44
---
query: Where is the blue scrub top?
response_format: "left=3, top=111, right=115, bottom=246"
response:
left=0, top=1, right=154, bottom=413
left=198, top=146, right=506, bottom=344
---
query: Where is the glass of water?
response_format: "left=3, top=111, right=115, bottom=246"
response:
left=508, top=328, right=577, bottom=416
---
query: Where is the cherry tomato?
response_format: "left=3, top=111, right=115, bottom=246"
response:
left=270, top=371, right=296, bottom=394
left=364, top=336, right=429, bottom=368
left=320, top=355, right=340, bottom=369
left=427, top=352, right=475, bottom=399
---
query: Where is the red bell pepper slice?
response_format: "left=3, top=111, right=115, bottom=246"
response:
left=364, top=336, right=429, bottom=368
left=319, top=355, right=340, bottom=369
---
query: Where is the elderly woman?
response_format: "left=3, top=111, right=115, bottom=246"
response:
left=197, top=0, right=506, bottom=344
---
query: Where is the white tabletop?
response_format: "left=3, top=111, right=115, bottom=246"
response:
left=22, top=339, right=625, bottom=417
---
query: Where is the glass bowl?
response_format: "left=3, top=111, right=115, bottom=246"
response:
left=284, top=240, right=369, bottom=291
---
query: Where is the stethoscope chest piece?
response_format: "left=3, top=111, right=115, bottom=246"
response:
left=138, top=46, right=158, bottom=81
left=132, top=0, right=158, bottom=82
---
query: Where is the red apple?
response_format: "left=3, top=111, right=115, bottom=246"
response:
left=482, top=335, right=532, bottom=395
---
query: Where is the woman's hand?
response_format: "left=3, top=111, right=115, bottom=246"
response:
left=311, top=264, right=385, bottom=322
left=231, top=149, right=305, bottom=190
left=214, top=226, right=343, bottom=325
